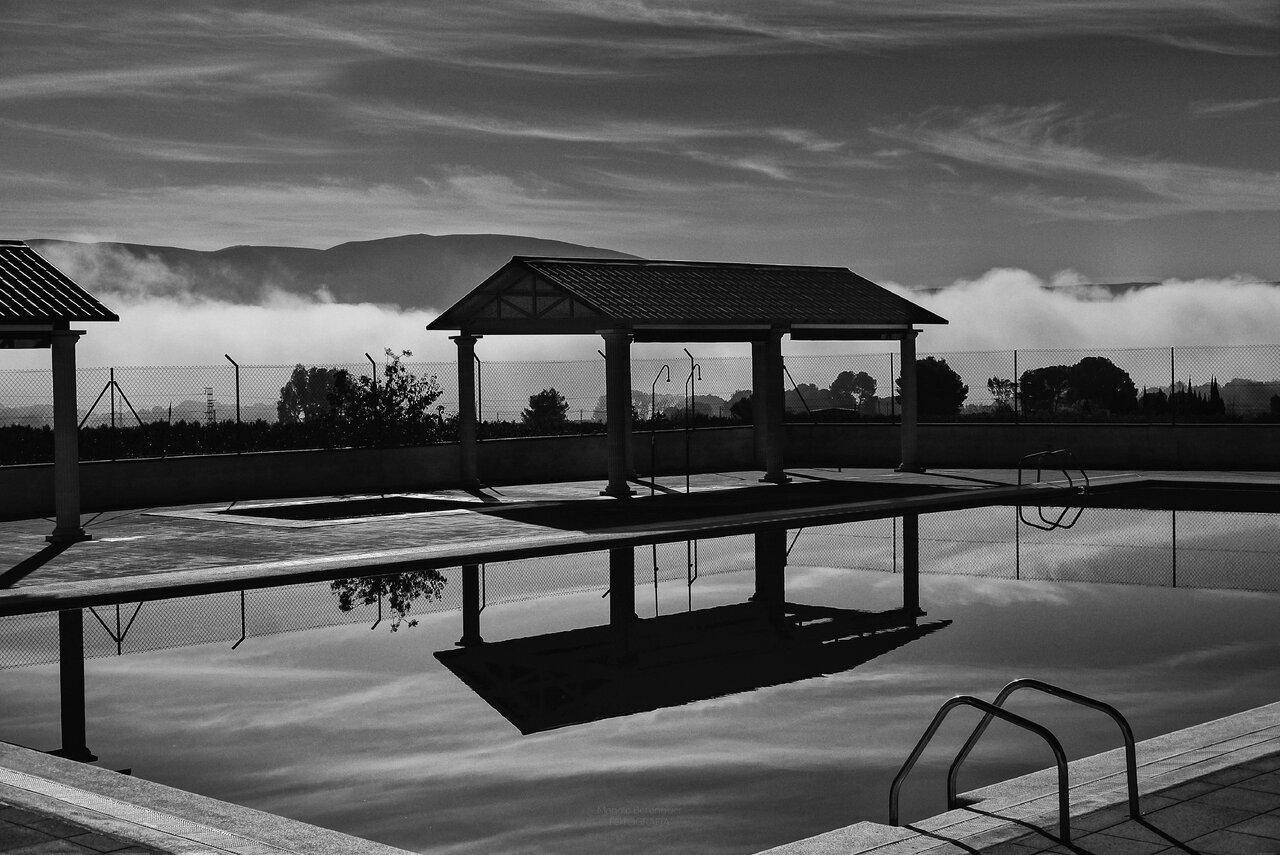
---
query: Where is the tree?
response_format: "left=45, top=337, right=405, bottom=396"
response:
left=831, top=370, right=877, bottom=409
left=986, top=377, right=1016, bottom=411
left=329, top=349, right=445, bottom=445
left=1019, top=365, right=1071, bottom=415
left=330, top=570, right=447, bottom=632
left=1064, top=356, right=1138, bottom=413
left=729, top=392, right=753, bottom=422
left=523, top=388, right=569, bottom=431
left=277, top=365, right=349, bottom=424
left=898, top=357, right=968, bottom=419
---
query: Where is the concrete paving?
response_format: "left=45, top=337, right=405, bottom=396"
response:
left=4, top=466, right=1278, bottom=617
left=0, top=740, right=413, bottom=854
left=758, top=702, right=1280, bottom=855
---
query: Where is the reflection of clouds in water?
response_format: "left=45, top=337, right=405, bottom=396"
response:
left=1, top=520, right=1278, bottom=853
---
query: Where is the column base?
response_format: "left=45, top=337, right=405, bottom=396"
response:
left=758, top=472, right=790, bottom=484
left=46, top=528, right=91, bottom=544
left=454, top=635, right=485, bottom=648
left=48, top=746, right=97, bottom=763
left=600, top=484, right=636, bottom=498
left=894, top=464, right=926, bottom=474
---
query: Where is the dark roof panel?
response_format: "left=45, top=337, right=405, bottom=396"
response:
left=430, top=257, right=946, bottom=334
left=0, top=240, right=118, bottom=323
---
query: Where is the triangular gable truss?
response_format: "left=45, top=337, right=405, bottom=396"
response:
left=453, top=268, right=607, bottom=323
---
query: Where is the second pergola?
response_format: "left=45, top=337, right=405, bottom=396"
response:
left=428, top=257, right=947, bottom=494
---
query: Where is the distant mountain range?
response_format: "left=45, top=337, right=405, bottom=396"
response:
left=28, top=235, right=1274, bottom=312
left=29, top=234, right=638, bottom=311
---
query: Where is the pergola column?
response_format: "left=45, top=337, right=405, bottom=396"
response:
left=452, top=333, right=480, bottom=489
left=758, top=330, right=788, bottom=484
left=897, top=330, right=923, bottom=473
left=601, top=329, right=634, bottom=497
left=48, top=328, right=88, bottom=544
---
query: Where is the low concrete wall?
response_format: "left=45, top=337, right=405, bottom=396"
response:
left=0, top=427, right=759, bottom=518
left=3, top=422, right=1276, bottom=519
left=787, top=422, right=1280, bottom=471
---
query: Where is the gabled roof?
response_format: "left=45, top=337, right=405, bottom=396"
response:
left=0, top=240, right=118, bottom=324
left=428, top=257, right=946, bottom=341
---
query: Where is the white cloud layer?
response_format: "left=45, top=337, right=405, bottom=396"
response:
left=4, top=267, right=1273, bottom=374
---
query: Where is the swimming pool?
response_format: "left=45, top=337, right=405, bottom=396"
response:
left=0, top=506, right=1277, bottom=854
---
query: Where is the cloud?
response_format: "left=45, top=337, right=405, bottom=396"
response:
left=1190, top=95, right=1280, bottom=115
left=877, top=105, right=1280, bottom=220
left=890, top=269, right=1280, bottom=353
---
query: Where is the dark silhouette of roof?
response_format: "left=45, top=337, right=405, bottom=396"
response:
left=428, top=257, right=945, bottom=340
left=0, top=241, right=118, bottom=324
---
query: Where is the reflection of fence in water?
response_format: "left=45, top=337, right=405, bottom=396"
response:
left=788, top=508, right=1280, bottom=593
left=0, top=513, right=1271, bottom=671
left=0, top=536, right=760, bottom=671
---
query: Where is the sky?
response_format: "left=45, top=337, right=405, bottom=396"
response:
left=2, top=1, right=1279, bottom=365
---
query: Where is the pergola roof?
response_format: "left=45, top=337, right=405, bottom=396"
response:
left=428, top=257, right=946, bottom=341
left=0, top=240, right=118, bottom=325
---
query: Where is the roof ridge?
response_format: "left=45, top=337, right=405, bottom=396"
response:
left=515, top=256, right=849, bottom=272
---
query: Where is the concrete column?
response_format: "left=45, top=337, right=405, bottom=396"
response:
left=451, top=334, right=480, bottom=489
left=601, top=329, right=634, bottom=497
left=897, top=331, right=922, bottom=473
left=751, top=340, right=767, bottom=466
left=456, top=563, right=484, bottom=646
left=56, top=609, right=96, bottom=762
left=901, top=514, right=921, bottom=621
left=752, top=528, right=787, bottom=623
left=759, top=330, right=788, bottom=483
left=48, top=329, right=88, bottom=543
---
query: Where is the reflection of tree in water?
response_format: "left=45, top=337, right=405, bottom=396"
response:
left=330, top=570, right=448, bottom=631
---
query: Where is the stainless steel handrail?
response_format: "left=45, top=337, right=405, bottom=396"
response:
left=947, top=678, right=1140, bottom=821
left=889, top=696, right=1073, bottom=842
left=1018, top=448, right=1089, bottom=530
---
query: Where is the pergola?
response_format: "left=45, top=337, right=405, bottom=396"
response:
left=0, top=241, right=118, bottom=542
left=428, top=257, right=946, bottom=495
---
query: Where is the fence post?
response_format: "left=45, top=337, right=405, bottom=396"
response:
left=109, top=367, right=116, bottom=461
left=1170, top=347, right=1176, bottom=425
left=1013, top=350, right=1019, bottom=424
left=225, top=354, right=240, bottom=453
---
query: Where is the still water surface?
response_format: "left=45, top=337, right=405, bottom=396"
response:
left=1, top=518, right=1278, bottom=854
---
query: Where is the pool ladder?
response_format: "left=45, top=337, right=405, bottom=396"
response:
left=1018, top=448, right=1090, bottom=531
left=888, top=678, right=1140, bottom=844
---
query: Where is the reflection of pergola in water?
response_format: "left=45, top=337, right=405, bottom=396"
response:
left=429, top=257, right=947, bottom=493
left=0, top=241, right=118, bottom=543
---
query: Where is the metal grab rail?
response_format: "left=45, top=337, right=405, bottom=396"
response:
left=889, top=696, right=1072, bottom=843
left=1018, top=448, right=1089, bottom=531
left=947, top=678, right=1140, bottom=821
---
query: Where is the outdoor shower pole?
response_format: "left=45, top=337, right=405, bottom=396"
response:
left=684, top=349, right=700, bottom=493
left=650, top=364, right=670, bottom=495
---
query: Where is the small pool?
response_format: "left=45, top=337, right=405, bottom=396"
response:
left=0, top=505, right=1277, bottom=854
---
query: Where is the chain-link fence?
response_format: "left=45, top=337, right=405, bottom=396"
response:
left=3, top=344, right=1279, bottom=463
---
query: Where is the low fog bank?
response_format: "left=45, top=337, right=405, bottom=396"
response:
left=10, top=243, right=1278, bottom=370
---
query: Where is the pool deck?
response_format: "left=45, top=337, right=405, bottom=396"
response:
left=2, top=465, right=1279, bottom=853
left=3, top=466, right=1279, bottom=617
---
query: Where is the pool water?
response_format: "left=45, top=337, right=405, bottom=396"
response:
left=0, top=512, right=1278, bottom=854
